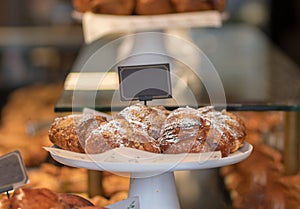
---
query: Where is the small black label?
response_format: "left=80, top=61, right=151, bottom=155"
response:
left=0, top=150, right=28, bottom=193
left=118, top=63, right=172, bottom=101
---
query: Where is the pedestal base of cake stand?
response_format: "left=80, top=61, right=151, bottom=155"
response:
left=46, top=143, right=253, bottom=209
left=129, top=172, right=180, bottom=209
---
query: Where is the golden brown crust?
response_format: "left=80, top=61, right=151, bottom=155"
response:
left=49, top=115, right=84, bottom=153
left=159, top=106, right=246, bottom=157
left=8, top=188, right=94, bottom=209
left=102, top=175, right=129, bottom=197
left=48, top=105, right=245, bottom=156
left=72, top=0, right=226, bottom=15
left=115, top=103, right=168, bottom=140
left=48, top=114, right=107, bottom=153
left=84, top=103, right=168, bottom=154
left=171, top=0, right=214, bottom=13
left=10, top=188, right=68, bottom=209
left=0, top=197, right=10, bottom=209
left=91, top=0, right=135, bottom=15
left=135, top=0, right=174, bottom=15
left=72, top=0, right=135, bottom=15
left=85, top=118, right=161, bottom=154
left=58, top=193, right=94, bottom=208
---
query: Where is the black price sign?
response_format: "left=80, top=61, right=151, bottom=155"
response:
left=0, top=150, right=28, bottom=193
left=118, top=63, right=172, bottom=102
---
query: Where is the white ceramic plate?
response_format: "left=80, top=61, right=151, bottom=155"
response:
left=46, top=142, right=252, bottom=175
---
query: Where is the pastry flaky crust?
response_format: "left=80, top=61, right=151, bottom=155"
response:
left=85, top=118, right=161, bottom=154
left=0, top=188, right=108, bottom=209
left=8, top=188, right=94, bottom=209
left=48, top=105, right=245, bottom=156
left=115, top=103, right=169, bottom=140
left=159, top=106, right=246, bottom=157
left=84, top=103, right=168, bottom=154
left=48, top=114, right=107, bottom=153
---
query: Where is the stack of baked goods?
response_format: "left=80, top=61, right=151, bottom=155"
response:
left=0, top=82, right=136, bottom=209
left=220, top=111, right=300, bottom=209
left=24, top=163, right=130, bottom=208
left=72, top=0, right=226, bottom=15
left=0, top=163, right=129, bottom=208
left=0, top=82, right=63, bottom=166
left=25, top=163, right=88, bottom=194
left=48, top=103, right=246, bottom=157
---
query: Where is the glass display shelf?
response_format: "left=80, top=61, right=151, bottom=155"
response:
left=55, top=23, right=300, bottom=175
left=55, top=23, right=300, bottom=112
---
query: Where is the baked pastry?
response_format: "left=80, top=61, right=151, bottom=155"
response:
left=0, top=131, right=51, bottom=167
left=200, top=106, right=246, bottom=154
left=159, top=106, right=246, bottom=157
left=115, top=103, right=169, bottom=140
left=102, top=175, right=129, bottom=197
left=9, top=188, right=94, bottom=209
left=171, top=0, right=214, bottom=13
left=85, top=118, right=161, bottom=154
left=72, top=0, right=135, bottom=15
left=135, top=0, right=174, bottom=15
left=58, top=193, right=96, bottom=208
left=48, top=114, right=107, bottom=153
left=26, top=163, right=88, bottom=193
left=10, top=188, right=65, bottom=209
left=0, top=82, right=63, bottom=167
left=0, top=197, right=10, bottom=209
left=72, top=0, right=226, bottom=15
left=159, top=106, right=210, bottom=154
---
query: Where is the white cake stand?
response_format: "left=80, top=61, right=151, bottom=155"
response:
left=47, top=142, right=252, bottom=209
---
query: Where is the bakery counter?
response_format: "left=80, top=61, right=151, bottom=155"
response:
left=0, top=82, right=64, bottom=167
left=55, top=23, right=300, bottom=176
left=0, top=82, right=299, bottom=208
left=1, top=23, right=300, bottom=208
left=50, top=22, right=300, bottom=208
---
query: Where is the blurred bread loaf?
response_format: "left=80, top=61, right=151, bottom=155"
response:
left=0, top=83, right=63, bottom=166
left=72, top=0, right=226, bottom=15
left=72, top=0, right=135, bottom=15
left=135, top=0, right=174, bottom=15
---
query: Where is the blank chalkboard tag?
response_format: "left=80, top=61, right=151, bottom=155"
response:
left=118, top=63, right=172, bottom=104
left=0, top=150, right=28, bottom=194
